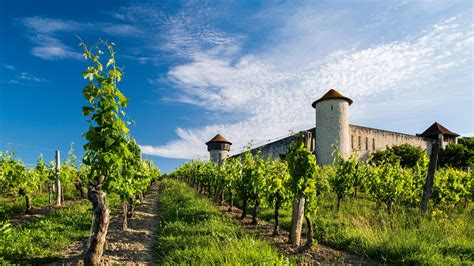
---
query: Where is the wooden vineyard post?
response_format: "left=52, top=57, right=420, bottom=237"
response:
left=420, top=141, right=440, bottom=213
left=289, top=131, right=312, bottom=246
left=55, top=150, right=62, bottom=207
left=48, top=181, right=51, bottom=209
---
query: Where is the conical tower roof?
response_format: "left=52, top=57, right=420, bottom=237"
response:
left=312, top=89, right=353, bottom=108
left=419, top=122, right=459, bottom=138
left=206, top=134, right=232, bottom=145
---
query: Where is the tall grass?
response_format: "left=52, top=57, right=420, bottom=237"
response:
left=155, top=179, right=289, bottom=265
left=257, top=192, right=473, bottom=265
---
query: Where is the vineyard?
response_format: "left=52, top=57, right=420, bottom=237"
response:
left=1, top=40, right=473, bottom=265
left=169, top=136, right=474, bottom=264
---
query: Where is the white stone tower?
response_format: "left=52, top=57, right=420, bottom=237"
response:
left=312, top=89, right=352, bottom=166
left=206, top=134, right=232, bottom=165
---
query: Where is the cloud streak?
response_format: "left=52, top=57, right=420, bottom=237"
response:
left=141, top=14, right=473, bottom=159
left=20, top=16, right=142, bottom=60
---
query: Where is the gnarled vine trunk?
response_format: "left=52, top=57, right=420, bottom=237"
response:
left=127, top=198, right=135, bottom=218
left=121, top=200, right=128, bottom=230
left=300, top=214, right=314, bottom=252
left=76, top=181, right=86, bottom=199
left=273, top=195, right=282, bottom=236
left=337, top=196, right=343, bottom=211
left=25, top=194, right=32, bottom=214
left=19, top=188, right=31, bottom=213
left=251, top=199, right=260, bottom=225
left=227, top=190, right=233, bottom=212
left=240, top=198, right=248, bottom=219
left=84, top=188, right=109, bottom=266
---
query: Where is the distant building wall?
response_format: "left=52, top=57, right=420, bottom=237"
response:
left=349, top=125, right=433, bottom=160
left=231, top=125, right=432, bottom=162
left=236, top=130, right=315, bottom=160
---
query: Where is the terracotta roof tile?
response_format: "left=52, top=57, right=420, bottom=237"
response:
left=206, top=134, right=232, bottom=145
left=312, top=89, right=353, bottom=108
left=419, top=122, right=459, bottom=138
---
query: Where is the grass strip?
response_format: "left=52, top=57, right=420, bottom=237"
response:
left=0, top=193, right=120, bottom=264
left=257, top=193, right=473, bottom=265
left=155, top=179, right=290, bottom=265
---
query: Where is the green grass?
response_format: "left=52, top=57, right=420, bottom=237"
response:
left=0, top=193, right=121, bottom=264
left=0, top=186, right=80, bottom=217
left=0, top=200, right=92, bottom=264
left=256, top=193, right=474, bottom=265
left=155, top=179, right=290, bottom=265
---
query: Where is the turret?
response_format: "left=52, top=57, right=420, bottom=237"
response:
left=206, top=134, right=232, bottom=165
left=418, top=122, right=460, bottom=149
left=312, top=89, right=352, bottom=166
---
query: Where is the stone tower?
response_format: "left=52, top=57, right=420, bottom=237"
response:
left=312, top=89, right=352, bottom=166
left=206, top=134, right=232, bottom=165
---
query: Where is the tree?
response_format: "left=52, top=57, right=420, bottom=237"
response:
left=80, top=39, right=132, bottom=265
left=369, top=144, right=426, bottom=168
left=439, top=139, right=473, bottom=169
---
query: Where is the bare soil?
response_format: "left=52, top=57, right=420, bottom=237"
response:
left=217, top=204, right=378, bottom=265
left=52, top=184, right=159, bottom=265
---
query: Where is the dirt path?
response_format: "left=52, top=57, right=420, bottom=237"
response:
left=101, top=184, right=159, bottom=265
left=54, top=184, right=159, bottom=265
left=217, top=205, right=378, bottom=265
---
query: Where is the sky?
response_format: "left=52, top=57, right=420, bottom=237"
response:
left=0, top=0, right=473, bottom=173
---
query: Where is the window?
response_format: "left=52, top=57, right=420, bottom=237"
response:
left=351, top=135, right=354, bottom=149
left=331, top=105, right=333, bottom=111
left=365, top=137, right=368, bottom=150
left=372, top=138, right=375, bottom=150
left=358, top=136, right=361, bottom=150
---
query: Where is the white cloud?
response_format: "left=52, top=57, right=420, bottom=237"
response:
left=17, top=72, right=46, bottom=82
left=1, top=64, right=46, bottom=84
left=142, top=15, right=473, bottom=160
left=2, top=64, right=15, bottom=70
left=20, top=16, right=142, bottom=60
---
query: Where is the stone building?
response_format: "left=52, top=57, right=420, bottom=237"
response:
left=208, top=89, right=459, bottom=166
left=206, top=134, right=232, bottom=165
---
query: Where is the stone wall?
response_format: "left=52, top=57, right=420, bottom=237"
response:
left=230, top=128, right=315, bottom=160
left=231, top=125, right=432, bottom=162
left=210, top=149, right=229, bottom=165
left=349, top=125, right=433, bottom=160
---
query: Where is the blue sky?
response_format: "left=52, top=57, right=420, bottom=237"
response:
left=0, top=0, right=473, bottom=173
